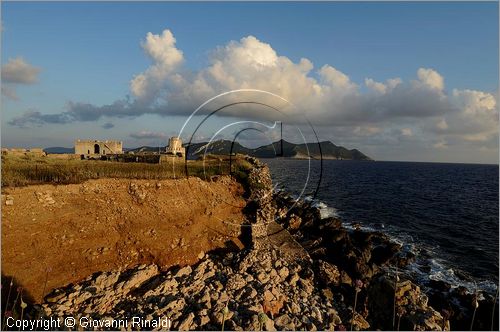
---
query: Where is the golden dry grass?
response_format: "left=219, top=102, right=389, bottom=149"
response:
left=1, top=154, right=252, bottom=187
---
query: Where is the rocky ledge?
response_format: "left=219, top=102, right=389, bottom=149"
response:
left=33, top=157, right=499, bottom=330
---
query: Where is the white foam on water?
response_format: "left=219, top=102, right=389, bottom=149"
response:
left=276, top=190, right=498, bottom=295
left=412, top=258, right=498, bottom=296
left=311, top=200, right=339, bottom=219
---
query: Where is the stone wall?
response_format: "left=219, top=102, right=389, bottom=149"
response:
left=74, top=140, right=123, bottom=156
left=166, top=137, right=185, bottom=157
left=1, top=148, right=46, bottom=157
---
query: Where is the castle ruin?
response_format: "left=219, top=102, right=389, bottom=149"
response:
left=75, top=139, right=123, bottom=158
left=165, top=137, right=185, bottom=157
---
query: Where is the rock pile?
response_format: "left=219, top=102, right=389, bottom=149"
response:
left=245, top=157, right=276, bottom=248
left=35, top=191, right=56, bottom=206
left=42, top=248, right=348, bottom=331
left=368, top=275, right=447, bottom=331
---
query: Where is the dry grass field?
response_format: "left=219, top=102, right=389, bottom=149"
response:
left=1, top=154, right=253, bottom=187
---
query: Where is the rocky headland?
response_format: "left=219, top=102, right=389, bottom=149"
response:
left=8, top=157, right=498, bottom=330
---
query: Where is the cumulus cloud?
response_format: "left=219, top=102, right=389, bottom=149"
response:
left=365, top=77, right=402, bottom=94
left=130, top=29, right=184, bottom=103
left=1, top=57, right=41, bottom=100
left=365, top=78, right=388, bottom=94
left=416, top=68, right=444, bottom=91
left=2, top=57, right=40, bottom=84
left=129, top=131, right=167, bottom=139
left=8, top=29, right=498, bottom=153
left=435, top=89, right=498, bottom=144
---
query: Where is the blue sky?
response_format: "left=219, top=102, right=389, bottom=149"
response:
left=1, top=1, right=499, bottom=163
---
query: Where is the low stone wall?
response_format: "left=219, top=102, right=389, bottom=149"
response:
left=46, top=154, right=80, bottom=160
left=2, top=148, right=46, bottom=157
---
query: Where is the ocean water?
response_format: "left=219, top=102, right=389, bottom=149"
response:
left=264, top=159, right=499, bottom=291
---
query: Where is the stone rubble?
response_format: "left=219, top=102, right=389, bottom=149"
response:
left=42, top=248, right=346, bottom=331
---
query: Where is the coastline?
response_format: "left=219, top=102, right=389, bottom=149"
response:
left=3, top=157, right=498, bottom=330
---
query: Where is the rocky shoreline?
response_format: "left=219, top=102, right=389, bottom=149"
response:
left=273, top=191, right=499, bottom=331
left=16, top=157, right=499, bottom=330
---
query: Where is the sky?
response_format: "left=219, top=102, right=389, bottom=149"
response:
left=1, top=1, right=499, bottom=163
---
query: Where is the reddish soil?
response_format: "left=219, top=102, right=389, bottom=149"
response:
left=1, top=176, right=246, bottom=303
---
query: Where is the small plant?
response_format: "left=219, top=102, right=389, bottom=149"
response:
left=392, top=266, right=399, bottom=330
left=470, top=292, right=479, bottom=331
left=350, top=279, right=363, bottom=331
left=20, top=296, right=27, bottom=322
left=221, top=301, right=229, bottom=332
left=2, top=278, right=14, bottom=330
left=491, top=285, right=499, bottom=331
left=258, top=312, right=268, bottom=331
left=441, top=309, right=451, bottom=331
left=40, top=267, right=53, bottom=303
left=11, top=287, right=22, bottom=314
left=396, top=306, right=406, bottom=331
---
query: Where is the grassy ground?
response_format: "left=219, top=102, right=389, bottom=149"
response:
left=1, top=154, right=253, bottom=187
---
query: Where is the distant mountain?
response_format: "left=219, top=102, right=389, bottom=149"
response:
left=185, top=139, right=372, bottom=161
left=44, top=140, right=372, bottom=161
left=125, top=146, right=165, bottom=154
left=185, top=140, right=251, bottom=158
left=43, top=147, right=74, bottom=154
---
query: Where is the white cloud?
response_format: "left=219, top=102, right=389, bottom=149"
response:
left=1, top=57, right=40, bottom=84
left=130, top=29, right=184, bottom=102
left=129, top=131, right=167, bottom=139
left=452, top=88, right=497, bottom=115
left=8, top=29, right=498, bottom=156
left=416, top=67, right=444, bottom=91
left=365, top=77, right=402, bottom=94
left=1, top=57, right=41, bottom=100
left=387, top=78, right=402, bottom=90
left=353, top=126, right=383, bottom=136
left=365, top=78, right=388, bottom=94
left=319, top=65, right=357, bottom=92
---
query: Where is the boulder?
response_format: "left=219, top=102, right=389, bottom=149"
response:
left=175, top=265, right=192, bottom=278
left=370, top=243, right=401, bottom=266
left=115, top=265, right=158, bottom=294
left=316, top=260, right=341, bottom=286
left=274, top=314, right=295, bottom=330
left=368, top=275, right=449, bottom=331
left=288, top=214, right=302, bottom=230
left=350, top=312, right=370, bottom=331
left=177, top=312, right=195, bottom=331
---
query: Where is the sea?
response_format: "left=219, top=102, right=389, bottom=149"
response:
left=263, top=159, right=499, bottom=293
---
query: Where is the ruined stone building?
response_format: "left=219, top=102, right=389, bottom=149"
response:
left=165, top=137, right=185, bottom=157
left=74, top=140, right=123, bottom=157
left=1, top=148, right=46, bottom=157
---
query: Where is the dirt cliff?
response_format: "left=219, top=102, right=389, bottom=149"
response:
left=1, top=176, right=245, bottom=303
